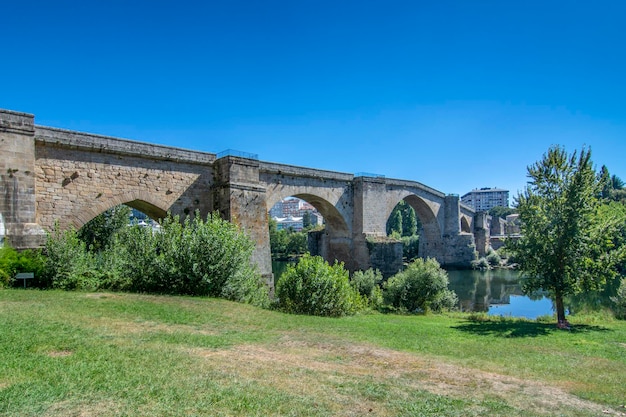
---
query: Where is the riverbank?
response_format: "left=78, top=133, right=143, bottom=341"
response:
left=2, top=289, right=625, bottom=416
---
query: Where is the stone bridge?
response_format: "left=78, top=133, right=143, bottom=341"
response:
left=1, top=109, right=487, bottom=283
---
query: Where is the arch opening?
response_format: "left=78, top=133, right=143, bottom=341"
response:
left=268, top=193, right=351, bottom=281
left=386, top=194, right=443, bottom=263
left=77, top=202, right=163, bottom=251
left=461, top=216, right=471, bottom=233
left=385, top=199, right=421, bottom=263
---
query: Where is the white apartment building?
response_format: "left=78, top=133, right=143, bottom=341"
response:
left=461, top=187, right=509, bottom=211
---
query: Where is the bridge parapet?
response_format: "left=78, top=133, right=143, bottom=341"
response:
left=36, top=126, right=216, bottom=165
left=260, top=161, right=354, bottom=182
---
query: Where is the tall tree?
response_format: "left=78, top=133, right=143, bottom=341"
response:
left=508, top=146, right=606, bottom=327
left=400, top=201, right=418, bottom=237
left=388, top=209, right=403, bottom=237
left=599, top=165, right=613, bottom=199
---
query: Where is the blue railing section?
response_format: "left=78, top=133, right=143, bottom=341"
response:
left=354, top=172, right=385, bottom=178
left=216, top=149, right=259, bottom=160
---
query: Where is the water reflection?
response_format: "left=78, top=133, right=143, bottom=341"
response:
left=273, top=260, right=618, bottom=319
left=447, top=269, right=554, bottom=319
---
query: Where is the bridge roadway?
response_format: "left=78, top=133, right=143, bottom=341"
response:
left=1, top=109, right=487, bottom=284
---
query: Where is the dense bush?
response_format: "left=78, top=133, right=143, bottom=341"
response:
left=350, top=268, right=383, bottom=309
left=471, top=257, right=490, bottom=271
left=383, top=258, right=457, bottom=313
left=485, top=249, right=502, bottom=267
left=40, top=213, right=269, bottom=307
left=0, top=246, right=45, bottom=288
left=401, top=235, right=420, bottom=261
left=43, top=227, right=101, bottom=290
left=275, top=254, right=363, bottom=317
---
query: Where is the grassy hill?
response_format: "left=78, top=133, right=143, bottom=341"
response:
left=1, top=289, right=625, bottom=416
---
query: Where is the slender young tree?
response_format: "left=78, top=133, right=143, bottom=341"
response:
left=509, top=146, right=603, bottom=327
left=388, top=209, right=403, bottom=237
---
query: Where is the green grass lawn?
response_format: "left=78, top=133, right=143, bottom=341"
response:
left=1, top=289, right=625, bottom=416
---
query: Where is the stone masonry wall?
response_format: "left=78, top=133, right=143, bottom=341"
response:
left=34, top=128, right=215, bottom=231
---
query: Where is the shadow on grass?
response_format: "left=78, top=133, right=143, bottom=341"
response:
left=452, top=319, right=612, bottom=338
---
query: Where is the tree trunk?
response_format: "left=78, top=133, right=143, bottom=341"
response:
left=555, top=294, right=569, bottom=328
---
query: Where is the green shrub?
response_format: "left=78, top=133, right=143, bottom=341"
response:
left=351, top=269, right=383, bottom=309
left=43, top=227, right=101, bottom=291
left=486, top=249, right=502, bottom=267
left=275, top=254, right=363, bottom=317
left=611, top=278, right=626, bottom=320
left=401, top=235, right=420, bottom=261
left=102, top=212, right=269, bottom=306
left=383, top=258, right=457, bottom=313
left=471, top=257, right=490, bottom=270
left=0, top=246, right=46, bottom=287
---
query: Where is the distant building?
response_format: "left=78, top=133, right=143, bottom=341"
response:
left=461, top=187, right=509, bottom=211
left=275, top=216, right=304, bottom=231
left=269, top=197, right=322, bottom=228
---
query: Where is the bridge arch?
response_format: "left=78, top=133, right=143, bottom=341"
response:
left=385, top=193, right=444, bottom=261
left=266, top=190, right=353, bottom=270
left=67, top=191, right=169, bottom=230
left=460, top=216, right=471, bottom=233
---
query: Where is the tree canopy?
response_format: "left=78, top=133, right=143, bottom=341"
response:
left=508, top=146, right=626, bottom=327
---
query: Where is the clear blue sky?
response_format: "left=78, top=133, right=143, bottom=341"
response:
left=2, top=1, right=625, bottom=203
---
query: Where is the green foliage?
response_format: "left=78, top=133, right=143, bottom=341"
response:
left=39, top=213, right=269, bottom=306
left=275, top=254, right=363, bottom=317
left=386, top=200, right=421, bottom=237
left=103, top=213, right=268, bottom=305
left=78, top=205, right=131, bottom=251
left=599, top=165, right=625, bottom=203
left=388, top=209, right=403, bottom=236
left=507, top=146, right=611, bottom=324
left=351, top=269, right=383, bottom=309
left=268, top=217, right=309, bottom=259
left=0, top=246, right=45, bottom=288
left=471, top=257, right=490, bottom=271
left=485, top=248, right=501, bottom=267
left=43, top=227, right=101, bottom=291
left=401, top=235, right=420, bottom=261
left=488, top=206, right=517, bottom=219
left=383, top=258, right=458, bottom=313
left=611, top=278, right=626, bottom=320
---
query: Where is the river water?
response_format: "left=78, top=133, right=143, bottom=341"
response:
left=446, top=269, right=554, bottom=319
left=272, top=261, right=616, bottom=319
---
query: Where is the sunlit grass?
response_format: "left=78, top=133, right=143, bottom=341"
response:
left=1, top=289, right=625, bottom=416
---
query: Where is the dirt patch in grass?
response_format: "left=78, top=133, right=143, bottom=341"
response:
left=42, top=399, right=123, bottom=417
left=190, top=337, right=625, bottom=417
left=83, top=317, right=220, bottom=337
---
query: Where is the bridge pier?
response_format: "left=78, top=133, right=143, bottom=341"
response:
left=213, top=155, right=274, bottom=287
left=0, top=110, right=46, bottom=249
left=441, top=195, right=477, bottom=267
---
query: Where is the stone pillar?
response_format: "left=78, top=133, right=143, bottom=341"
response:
left=352, top=176, right=403, bottom=276
left=213, top=155, right=273, bottom=286
left=0, top=110, right=46, bottom=249
left=443, top=194, right=461, bottom=237
left=473, top=211, right=490, bottom=257
left=441, top=195, right=476, bottom=267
